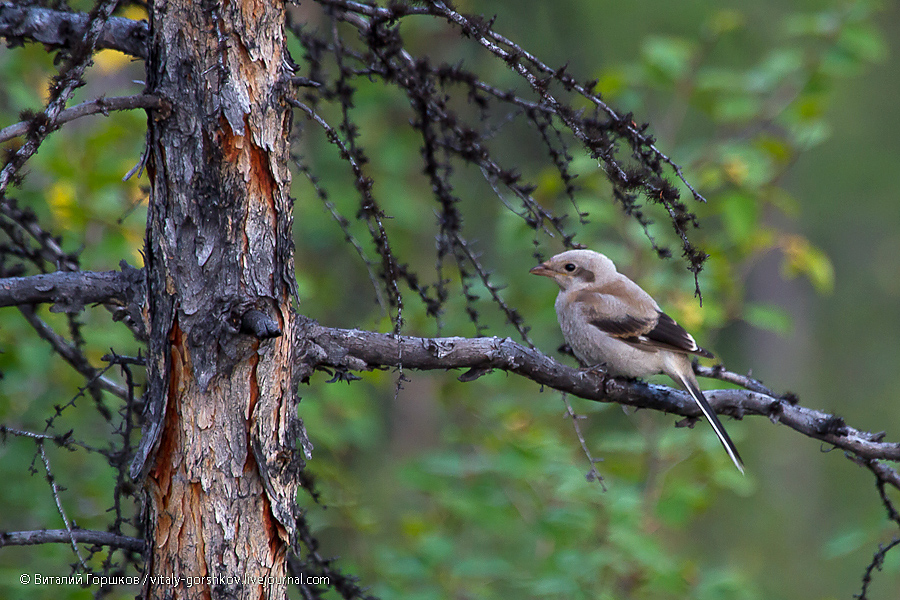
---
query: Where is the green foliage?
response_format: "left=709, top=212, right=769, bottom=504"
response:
left=299, top=372, right=756, bottom=599
left=290, top=2, right=887, bottom=599
left=0, top=0, right=893, bottom=599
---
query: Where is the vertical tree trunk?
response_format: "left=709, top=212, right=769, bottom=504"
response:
left=142, top=0, right=298, bottom=597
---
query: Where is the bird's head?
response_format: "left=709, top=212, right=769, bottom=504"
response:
left=529, top=249, right=617, bottom=291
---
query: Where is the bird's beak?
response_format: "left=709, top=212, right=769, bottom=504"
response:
left=529, top=262, right=554, bottom=278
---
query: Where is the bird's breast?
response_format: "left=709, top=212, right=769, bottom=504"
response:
left=555, top=293, right=664, bottom=378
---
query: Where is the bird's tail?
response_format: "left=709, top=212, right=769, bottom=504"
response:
left=675, top=371, right=745, bottom=474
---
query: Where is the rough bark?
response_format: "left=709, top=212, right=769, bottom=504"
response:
left=138, top=0, right=301, bottom=598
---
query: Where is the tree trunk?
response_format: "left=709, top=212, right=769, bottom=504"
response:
left=142, top=0, right=299, bottom=597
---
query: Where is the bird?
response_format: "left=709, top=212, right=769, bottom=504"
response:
left=530, top=249, right=744, bottom=473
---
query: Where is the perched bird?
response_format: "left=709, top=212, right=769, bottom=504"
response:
left=530, top=249, right=744, bottom=473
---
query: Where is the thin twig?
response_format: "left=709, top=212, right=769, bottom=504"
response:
left=18, top=305, right=127, bottom=399
left=561, top=393, right=606, bottom=491
left=37, top=442, right=89, bottom=569
left=0, top=94, right=163, bottom=144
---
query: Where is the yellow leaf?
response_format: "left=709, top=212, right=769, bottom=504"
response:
left=48, top=181, right=77, bottom=224
left=722, top=156, right=748, bottom=185
left=779, top=234, right=835, bottom=293
left=121, top=5, right=148, bottom=21
left=94, top=49, right=131, bottom=74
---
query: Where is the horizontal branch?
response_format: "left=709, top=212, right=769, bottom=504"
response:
left=0, top=3, right=148, bottom=58
left=5, top=268, right=899, bottom=476
left=0, top=268, right=131, bottom=311
left=304, top=322, right=900, bottom=465
left=0, top=94, right=163, bottom=144
left=0, top=528, right=144, bottom=552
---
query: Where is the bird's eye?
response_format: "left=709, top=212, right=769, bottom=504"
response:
left=564, top=263, right=576, bottom=272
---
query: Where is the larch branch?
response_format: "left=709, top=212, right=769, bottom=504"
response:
left=0, top=94, right=163, bottom=144
left=0, top=268, right=130, bottom=310
left=0, top=528, right=144, bottom=552
left=4, top=268, right=898, bottom=480
left=303, top=321, right=900, bottom=466
left=0, top=3, right=148, bottom=59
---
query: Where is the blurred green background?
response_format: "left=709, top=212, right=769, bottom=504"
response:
left=1, top=0, right=899, bottom=598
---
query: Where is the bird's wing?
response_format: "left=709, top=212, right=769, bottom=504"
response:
left=572, top=279, right=713, bottom=358
left=643, top=311, right=714, bottom=358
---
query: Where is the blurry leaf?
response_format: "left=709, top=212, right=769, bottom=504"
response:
left=641, top=36, right=698, bottom=82
left=696, top=569, right=759, bottom=600
left=720, top=145, right=774, bottom=188
left=822, top=527, right=869, bottom=559
left=712, top=94, right=761, bottom=123
left=821, top=44, right=868, bottom=77
left=48, top=181, right=78, bottom=226
left=696, top=67, right=746, bottom=92
left=657, top=480, right=708, bottom=526
left=718, top=191, right=759, bottom=242
left=744, top=302, right=793, bottom=335
left=789, top=118, right=832, bottom=150
left=400, top=514, right=429, bottom=539
left=94, top=49, right=132, bottom=74
left=782, top=11, right=840, bottom=38
left=540, top=165, right=567, bottom=195
left=419, top=533, right=455, bottom=563
left=453, top=555, right=512, bottom=577
left=705, top=9, right=746, bottom=37
left=596, top=67, right=628, bottom=100
left=749, top=49, right=804, bottom=91
left=696, top=163, right=724, bottom=191
left=838, top=22, right=888, bottom=64
left=122, top=4, right=149, bottom=20
left=765, top=187, right=800, bottom=217
left=780, top=234, right=835, bottom=293
left=796, top=95, right=826, bottom=120
left=756, top=134, right=794, bottom=165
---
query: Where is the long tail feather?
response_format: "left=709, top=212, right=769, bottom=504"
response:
left=676, top=372, right=744, bottom=474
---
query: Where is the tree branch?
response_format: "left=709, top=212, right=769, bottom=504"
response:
left=0, top=3, right=149, bottom=59
left=6, top=268, right=898, bottom=482
left=0, top=94, right=163, bottom=144
left=0, top=268, right=130, bottom=310
left=0, top=528, right=144, bottom=552
left=302, top=320, right=900, bottom=468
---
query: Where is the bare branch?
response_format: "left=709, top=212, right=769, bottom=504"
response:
left=0, top=528, right=144, bottom=552
left=9, top=267, right=897, bottom=485
left=304, top=321, right=900, bottom=469
left=0, top=3, right=149, bottom=59
left=561, top=393, right=606, bottom=489
left=0, top=269, right=130, bottom=310
left=0, top=94, right=163, bottom=144
left=695, top=363, right=778, bottom=397
left=36, top=443, right=88, bottom=568
left=8, top=266, right=896, bottom=476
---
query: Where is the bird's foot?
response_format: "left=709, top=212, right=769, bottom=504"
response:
left=577, top=363, right=608, bottom=377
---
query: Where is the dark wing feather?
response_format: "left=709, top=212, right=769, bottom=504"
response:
left=572, top=282, right=713, bottom=358
left=643, top=311, right=714, bottom=358
left=589, top=314, right=654, bottom=339
left=573, top=283, right=658, bottom=341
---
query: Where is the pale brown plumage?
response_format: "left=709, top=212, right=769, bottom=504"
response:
left=531, top=249, right=744, bottom=473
